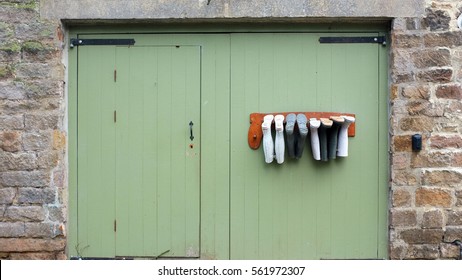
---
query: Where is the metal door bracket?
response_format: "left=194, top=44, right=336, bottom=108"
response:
left=319, top=36, right=386, bottom=46
left=70, top=38, right=135, bottom=48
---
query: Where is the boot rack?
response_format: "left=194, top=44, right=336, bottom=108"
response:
left=248, top=112, right=356, bottom=150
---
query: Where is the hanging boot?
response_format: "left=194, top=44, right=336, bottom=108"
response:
left=319, top=118, right=333, bottom=162
left=262, top=114, right=274, bottom=163
left=295, top=113, right=308, bottom=159
left=328, top=116, right=344, bottom=160
left=337, top=115, right=355, bottom=157
left=274, top=114, right=285, bottom=164
left=285, top=113, right=297, bottom=159
left=309, top=118, right=321, bottom=161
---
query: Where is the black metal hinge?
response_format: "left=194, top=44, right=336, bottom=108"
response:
left=319, top=36, right=387, bottom=46
left=70, top=38, right=135, bottom=48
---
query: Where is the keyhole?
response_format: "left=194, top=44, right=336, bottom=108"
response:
left=189, top=144, right=194, bottom=149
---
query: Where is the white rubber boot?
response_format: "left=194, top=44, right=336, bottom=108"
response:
left=337, top=116, right=355, bottom=157
left=274, top=114, right=285, bottom=164
left=309, top=118, right=321, bottom=161
left=262, top=115, right=274, bottom=163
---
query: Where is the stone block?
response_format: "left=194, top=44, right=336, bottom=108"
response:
left=407, top=99, right=431, bottom=115
left=391, top=33, right=423, bottom=49
left=17, top=187, right=56, bottom=204
left=417, top=68, right=453, bottom=83
left=0, top=170, right=51, bottom=187
left=447, top=210, right=462, bottom=226
left=25, top=113, right=59, bottom=130
left=0, top=81, right=26, bottom=99
left=25, top=80, right=64, bottom=98
left=440, top=243, right=459, bottom=259
left=392, top=188, right=412, bottom=207
left=24, top=222, right=60, bottom=238
left=392, top=135, right=413, bottom=152
left=401, top=85, right=430, bottom=99
left=416, top=187, right=452, bottom=207
left=422, top=209, right=444, bottom=229
left=435, top=84, right=462, bottom=99
left=0, top=131, right=21, bottom=152
left=411, top=48, right=450, bottom=68
left=0, top=115, right=24, bottom=130
left=5, top=206, right=46, bottom=222
left=400, top=229, right=444, bottom=244
left=392, top=153, right=409, bottom=170
left=423, top=8, right=451, bottom=31
left=424, top=31, right=462, bottom=47
left=399, top=117, right=434, bottom=132
left=389, top=244, right=405, bottom=260
left=22, top=131, right=52, bottom=151
left=405, top=244, right=440, bottom=259
left=47, top=205, right=65, bottom=222
left=52, top=130, right=66, bottom=150
left=392, top=170, right=419, bottom=186
left=444, top=227, right=462, bottom=243
left=9, top=252, right=57, bottom=260
left=0, top=238, right=65, bottom=252
left=0, top=152, right=37, bottom=171
left=422, top=170, right=462, bottom=187
left=37, top=151, right=59, bottom=169
left=411, top=152, right=451, bottom=168
left=390, top=209, right=417, bottom=227
left=0, top=188, right=15, bottom=204
left=0, top=222, right=25, bottom=237
left=430, top=135, right=462, bottom=149
left=15, top=63, right=53, bottom=79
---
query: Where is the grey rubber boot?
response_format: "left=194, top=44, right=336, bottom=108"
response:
left=309, top=118, right=321, bottom=161
left=295, top=114, right=308, bottom=159
left=319, top=118, right=333, bottom=162
left=337, top=116, right=355, bottom=157
left=274, top=114, right=285, bottom=164
left=328, top=116, right=344, bottom=160
left=285, top=113, right=297, bottom=159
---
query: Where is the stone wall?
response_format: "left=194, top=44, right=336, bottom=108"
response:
left=0, top=0, right=66, bottom=259
left=389, top=0, right=462, bottom=259
left=0, top=0, right=461, bottom=259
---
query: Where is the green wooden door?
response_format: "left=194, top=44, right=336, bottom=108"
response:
left=230, top=33, right=387, bottom=259
left=77, top=45, right=201, bottom=258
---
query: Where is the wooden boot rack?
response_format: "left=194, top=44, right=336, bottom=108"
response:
left=248, top=112, right=356, bottom=150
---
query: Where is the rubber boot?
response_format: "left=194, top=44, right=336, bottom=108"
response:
left=285, top=113, right=297, bottom=159
left=319, top=118, right=333, bottom=162
left=337, top=115, right=355, bottom=157
left=295, top=114, right=308, bottom=159
left=274, top=114, right=285, bottom=164
left=262, top=115, right=274, bottom=163
left=309, top=118, right=321, bottom=161
left=328, top=116, right=344, bottom=160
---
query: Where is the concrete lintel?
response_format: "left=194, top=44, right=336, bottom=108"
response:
left=41, top=0, right=425, bottom=21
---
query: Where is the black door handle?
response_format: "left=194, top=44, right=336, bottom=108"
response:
left=189, top=121, right=194, bottom=141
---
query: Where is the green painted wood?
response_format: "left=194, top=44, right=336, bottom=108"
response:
left=69, top=29, right=388, bottom=260
left=114, top=46, right=201, bottom=257
left=230, top=33, right=385, bottom=259
left=77, top=46, right=116, bottom=257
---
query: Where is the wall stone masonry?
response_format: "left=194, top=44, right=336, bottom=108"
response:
left=0, top=0, right=66, bottom=259
left=390, top=0, right=462, bottom=259
left=1, top=0, right=462, bottom=259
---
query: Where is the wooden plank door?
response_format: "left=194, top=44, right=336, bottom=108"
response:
left=77, top=45, right=117, bottom=257
left=77, top=45, right=201, bottom=258
left=230, top=33, right=386, bottom=259
left=114, top=46, right=201, bottom=258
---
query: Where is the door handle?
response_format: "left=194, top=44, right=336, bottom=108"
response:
left=189, top=121, right=194, bottom=141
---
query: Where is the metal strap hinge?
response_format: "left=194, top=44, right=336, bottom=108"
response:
left=70, top=38, right=135, bottom=48
left=319, top=36, right=387, bottom=46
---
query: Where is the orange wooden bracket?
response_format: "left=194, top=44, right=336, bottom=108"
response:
left=248, top=112, right=356, bottom=150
